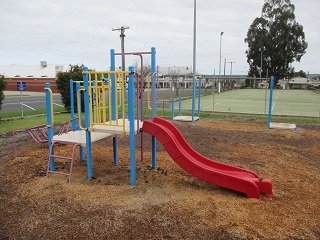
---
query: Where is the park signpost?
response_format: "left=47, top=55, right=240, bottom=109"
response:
left=16, top=81, right=26, bottom=117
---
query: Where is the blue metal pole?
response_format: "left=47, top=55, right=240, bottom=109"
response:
left=178, top=96, right=182, bottom=116
left=70, top=79, right=77, bottom=131
left=128, top=66, right=136, bottom=185
left=151, top=47, right=157, bottom=169
left=45, top=83, right=55, bottom=171
left=83, top=66, right=93, bottom=179
left=76, top=82, right=84, bottom=160
left=267, top=76, right=274, bottom=128
left=110, top=49, right=119, bottom=165
left=171, top=98, right=175, bottom=120
left=110, top=49, right=116, bottom=120
left=198, top=78, right=201, bottom=118
left=151, top=47, right=156, bottom=119
left=192, top=76, right=196, bottom=122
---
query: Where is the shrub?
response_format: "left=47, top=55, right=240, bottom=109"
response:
left=0, top=75, right=7, bottom=111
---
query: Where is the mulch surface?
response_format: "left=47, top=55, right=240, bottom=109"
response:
left=0, top=119, right=319, bottom=239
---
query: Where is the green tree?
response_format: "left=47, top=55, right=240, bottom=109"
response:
left=293, top=70, right=307, bottom=78
left=0, top=75, right=7, bottom=111
left=245, top=0, right=308, bottom=84
left=56, top=64, right=83, bottom=111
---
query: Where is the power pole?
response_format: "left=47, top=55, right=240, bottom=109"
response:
left=227, top=61, right=236, bottom=75
left=112, top=26, right=129, bottom=71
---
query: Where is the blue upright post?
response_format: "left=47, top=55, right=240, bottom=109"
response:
left=197, top=78, right=201, bottom=118
left=128, top=66, right=136, bottom=185
left=76, top=82, right=84, bottom=160
left=70, top=79, right=77, bottom=130
left=83, top=66, right=93, bottom=178
left=171, top=98, right=175, bottom=120
left=151, top=47, right=157, bottom=169
left=267, top=76, right=274, bottom=128
left=45, top=83, right=55, bottom=171
left=110, top=49, right=119, bottom=165
left=110, top=49, right=116, bottom=119
left=191, top=76, right=196, bottom=122
left=178, top=96, right=182, bottom=116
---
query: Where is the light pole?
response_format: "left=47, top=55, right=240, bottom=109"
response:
left=192, top=0, right=197, bottom=122
left=218, top=31, right=224, bottom=93
left=259, top=47, right=265, bottom=79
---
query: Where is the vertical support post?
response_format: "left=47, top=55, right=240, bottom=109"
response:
left=151, top=47, right=157, bottom=119
left=267, top=76, right=274, bottom=128
left=192, top=0, right=197, bottom=123
left=128, top=66, right=136, bottom=185
left=76, top=82, right=84, bottom=160
left=83, top=66, right=93, bottom=178
left=171, top=98, right=175, bottom=120
left=198, top=78, right=201, bottom=118
left=45, top=83, right=55, bottom=171
left=192, top=76, right=196, bottom=122
left=110, top=49, right=119, bottom=165
left=178, top=96, right=182, bottom=116
left=110, top=49, right=116, bottom=120
left=70, top=79, right=77, bottom=130
left=151, top=47, right=157, bottom=169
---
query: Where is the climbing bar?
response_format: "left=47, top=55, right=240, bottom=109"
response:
left=13, top=124, right=48, bottom=158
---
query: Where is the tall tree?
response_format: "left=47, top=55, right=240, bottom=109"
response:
left=245, top=0, right=307, bottom=84
left=0, top=75, right=7, bottom=111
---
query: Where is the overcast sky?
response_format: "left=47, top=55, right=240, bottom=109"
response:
left=1, top=0, right=319, bottom=75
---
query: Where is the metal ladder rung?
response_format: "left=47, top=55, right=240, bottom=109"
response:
left=49, top=155, right=73, bottom=161
left=47, top=171, right=70, bottom=176
left=46, top=141, right=80, bottom=183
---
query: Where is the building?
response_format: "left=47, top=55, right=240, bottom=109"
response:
left=157, top=66, right=194, bottom=88
left=0, top=62, right=69, bottom=92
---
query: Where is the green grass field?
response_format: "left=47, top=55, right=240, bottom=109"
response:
left=176, top=89, right=320, bottom=117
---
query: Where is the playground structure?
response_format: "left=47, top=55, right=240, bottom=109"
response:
left=44, top=47, right=157, bottom=185
left=41, top=47, right=273, bottom=199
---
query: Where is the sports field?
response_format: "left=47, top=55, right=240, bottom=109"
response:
left=176, top=89, right=320, bottom=117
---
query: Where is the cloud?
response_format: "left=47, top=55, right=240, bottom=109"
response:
left=0, top=0, right=318, bottom=74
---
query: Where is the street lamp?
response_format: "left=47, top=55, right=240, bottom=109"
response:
left=219, top=32, right=224, bottom=77
left=259, top=47, right=265, bottom=79
left=218, top=31, right=224, bottom=93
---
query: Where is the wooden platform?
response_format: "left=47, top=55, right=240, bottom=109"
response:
left=269, top=122, right=297, bottom=130
left=173, top=116, right=200, bottom=122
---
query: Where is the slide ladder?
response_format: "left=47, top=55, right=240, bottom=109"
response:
left=46, top=118, right=81, bottom=183
left=46, top=140, right=80, bottom=183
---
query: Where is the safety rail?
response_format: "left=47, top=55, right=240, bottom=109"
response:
left=82, top=70, right=129, bottom=133
left=58, top=118, right=78, bottom=135
left=44, top=87, right=54, bottom=127
left=77, top=86, right=86, bottom=130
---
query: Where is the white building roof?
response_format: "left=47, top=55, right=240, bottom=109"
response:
left=0, top=64, right=69, bottom=78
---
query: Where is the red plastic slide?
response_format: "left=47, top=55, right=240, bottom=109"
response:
left=142, top=117, right=272, bottom=199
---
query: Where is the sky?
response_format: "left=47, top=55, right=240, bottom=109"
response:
left=0, top=0, right=319, bottom=75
